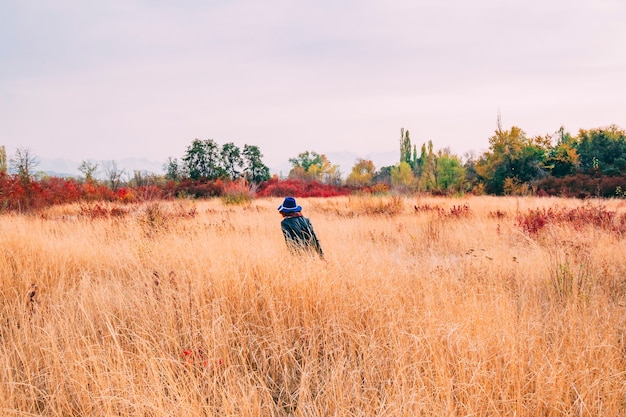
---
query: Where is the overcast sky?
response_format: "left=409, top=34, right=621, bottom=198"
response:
left=1, top=0, right=625, bottom=172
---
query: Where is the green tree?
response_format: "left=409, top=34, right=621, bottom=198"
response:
left=574, top=125, right=626, bottom=174
left=242, top=145, right=270, bottom=184
left=182, top=138, right=222, bottom=180
left=220, top=142, right=243, bottom=180
left=436, top=149, right=465, bottom=193
left=475, top=126, right=548, bottom=195
left=346, top=158, right=376, bottom=187
left=164, top=157, right=181, bottom=181
left=462, top=152, right=480, bottom=193
left=372, top=165, right=393, bottom=185
left=400, top=128, right=412, bottom=165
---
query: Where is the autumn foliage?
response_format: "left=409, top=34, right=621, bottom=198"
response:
left=256, top=177, right=351, bottom=198
left=516, top=203, right=626, bottom=235
left=0, top=172, right=363, bottom=213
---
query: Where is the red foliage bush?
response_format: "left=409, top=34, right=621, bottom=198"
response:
left=535, top=173, right=626, bottom=198
left=256, top=177, right=352, bottom=198
left=134, top=185, right=168, bottom=201
left=1, top=174, right=91, bottom=211
left=0, top=173, right=147, bottom=212
left=174, top=179, right=225, bottom=198
left=448, top=204, right=471, bottom=218
left=516, top=204, right=625, bottom=235
left=80, top=181, right=116, bottom=201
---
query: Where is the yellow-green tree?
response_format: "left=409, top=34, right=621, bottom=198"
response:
left=544, top=127, right=579, bottom=177
left=288, top=151, right=340, bottom=184
left=418, top=140, right=437, bottom=191
left=391, top=162, right=415, bottom=190
left=436, top=149, right=465, bottom=193
left=346, top=159, right=376, bottom=187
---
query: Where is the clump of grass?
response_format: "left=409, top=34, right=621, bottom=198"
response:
left=361, top=195, right=404, bottom=216
left=136, top=201, right=197, bottom=237
left=79, top=202, right=130, bottom=219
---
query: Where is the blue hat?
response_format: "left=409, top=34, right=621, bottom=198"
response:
left=277, top=196, right=302, bottom=213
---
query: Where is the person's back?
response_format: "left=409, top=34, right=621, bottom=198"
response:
left=277, top=197, right=323, bottom=258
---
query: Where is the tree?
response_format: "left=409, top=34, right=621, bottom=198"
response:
left=9, top=147, right=39, bottom=185
left=182, top=138, right=222, bottom=180
left=0, top=146, right=6, bottom=175
left=400, top=128, right=412, bottom=165
left=416, top=140, right=438, bottom=191
left=544, top=127, right=579, bottom=177
left=391, top=161, right=415, bottom=189
left=475, top=126, right=548, bottom=195
left=242, top=145, right=270, bottom=184
left=319, top=155, right=341, bottom=185
left=289, top=151, right=324, bottom=180
left=6, top=147, right=39, bottom=211
left=288, top=151, right=338, bottom=183
left=102, top=160, right=125, bottom=191
left=164, top=157, right=181, bottom=181
left=574, top=125, right=626, bottom=174
left=372, top=165, right=393, bottom=185
left=130, top=170, right=158, bottom=187
left=221, top=142, right=243, bottom=180
left=436, top=149, right=465, bottom=193
left=78, top=160, right=99, bottom=182
left=346, top=158, right=376, bottom=187
left=462, top=151, right=480, bottom=193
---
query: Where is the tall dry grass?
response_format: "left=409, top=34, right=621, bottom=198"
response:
left=1, top=195, right=625, bottom=416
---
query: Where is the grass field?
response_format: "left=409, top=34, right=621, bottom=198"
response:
left=1, top=195, right=625, bottom=416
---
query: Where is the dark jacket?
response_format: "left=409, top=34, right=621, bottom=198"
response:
left=281, top=214, right=324, bottom=258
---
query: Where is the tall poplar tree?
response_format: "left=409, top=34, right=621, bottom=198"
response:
left=0, top=146, right=6, bottom=175
left=400, top=128, right=412, bottom=165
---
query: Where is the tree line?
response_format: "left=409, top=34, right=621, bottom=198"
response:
left=281, top=123, right=626, bottom=198
left=337, top=123, right=626, bottom=198
left=2, top=121, right=626, bottom=212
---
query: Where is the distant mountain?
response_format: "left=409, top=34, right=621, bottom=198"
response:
left=36, top=158, right=80, bottom=177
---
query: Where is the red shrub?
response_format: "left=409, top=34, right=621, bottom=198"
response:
left=516, top=204, right=624, bottom=235
left=535, top=173, right=626, bottom=198
left=257, top=177, right=351, bottom=198
left=175, top=179, right=225, bottom=198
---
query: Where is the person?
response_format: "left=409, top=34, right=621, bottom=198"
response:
left=277, top=196, right=324, bottom=258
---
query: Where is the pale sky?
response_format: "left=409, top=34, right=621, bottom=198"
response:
left=1, top=0, right=625, bottom=172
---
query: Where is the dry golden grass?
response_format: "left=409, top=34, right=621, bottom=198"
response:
left=1, top=195, right=626, bottom=416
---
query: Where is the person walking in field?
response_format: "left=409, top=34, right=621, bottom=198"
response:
left=278, top=196, right=324, bottom=258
